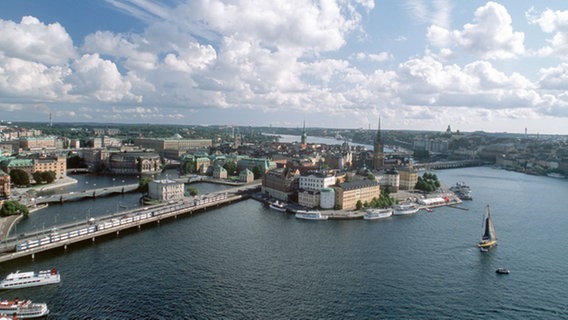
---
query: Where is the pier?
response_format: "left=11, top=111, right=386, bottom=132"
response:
left=0, top=183, right=261, bottom=264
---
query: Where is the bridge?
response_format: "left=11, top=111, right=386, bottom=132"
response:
left=0, top=183, right=261, bottom=264
left=35, top=184, right=140, bottom=204
left=413, top=160, right=486, bottom=170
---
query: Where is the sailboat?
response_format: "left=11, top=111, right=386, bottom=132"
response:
left=477, top=205, right=497, bottom=250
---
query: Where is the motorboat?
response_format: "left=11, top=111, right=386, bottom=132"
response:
left=496, top=268, right=510, bottom=274
left=268, top=200, right=287, bottom=212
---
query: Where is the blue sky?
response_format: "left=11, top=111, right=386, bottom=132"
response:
left=0, top=0, right=567, bottom=134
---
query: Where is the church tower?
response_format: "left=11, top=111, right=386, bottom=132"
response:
left=373, top=118, right=384, bottom=170
left=300, top=121, right=307, bottom=150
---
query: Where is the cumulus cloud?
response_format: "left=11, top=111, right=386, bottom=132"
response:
left=0, top=16, right=76, bottom=65
left=527, top=8, right=568, bottom=59
left=428, top=2, right=524, bottom=60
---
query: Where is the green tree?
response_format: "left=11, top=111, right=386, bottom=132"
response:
left=10, top=169, right=30, bottom=187
left=252, top=165, right=265, bottom=179
left=137, top=177, right=152, bottom=193
left=187, top=186, right=198, bottom=196
left=223, top=161, right=238, bottom=176
left=182, top=158, right=195, bottom=174
left=356, top=200, right=363, bottom=210
left=44, top=171, right=56, bottom=183
left=33, top=171, right=45, bottom=184
left=0, top=200, right=29, bottom=217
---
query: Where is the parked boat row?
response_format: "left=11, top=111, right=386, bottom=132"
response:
left=449, top=181, right=472, bottom=200
left=363, top=208, right=393, bottom=220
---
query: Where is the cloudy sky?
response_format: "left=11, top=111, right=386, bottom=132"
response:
left=0, top=0, right=567, bottom=134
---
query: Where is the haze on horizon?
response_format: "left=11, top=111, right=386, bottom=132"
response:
left=0, top=0, right=567, bottom=135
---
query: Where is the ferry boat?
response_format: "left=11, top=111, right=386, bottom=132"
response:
left=0, top=269, right=60, bottom=290
left=449, top=181, right=472, bottom=200
left=363, top=208, right=393, bottom=220
left=0, top=298, right=49, bottom=319
left=393, top=203, right=420, bottom=215
left=295, top=210, right=328, bottom=220
left=268, top=200, right=287, bottom=212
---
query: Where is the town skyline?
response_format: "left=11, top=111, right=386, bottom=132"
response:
left=1, top=1, right=568, bottom=134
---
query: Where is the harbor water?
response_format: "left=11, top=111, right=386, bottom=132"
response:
left=1, top=166, right=568, bottom=319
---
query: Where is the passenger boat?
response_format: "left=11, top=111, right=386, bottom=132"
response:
left=0, top=269, right=60, bottom=290
left=477, top=205, right=497, bottom=249
left=393, top=203, right=420, bottom=215
left=450, top=181, right=472, bottom=200
left=268, top=200, right=287, bottom=212
left=0, top=298, right=49, bottom=319
left=363, top=208, right=393, bottom=220
left=295, top=210, right=328, bottom=220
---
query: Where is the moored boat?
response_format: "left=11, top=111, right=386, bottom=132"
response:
left=363, top=208, right=393, bottom=220
left=268, top=200, right=287, bottom=212
left=0, top=269, right=60, bottom=290
left=0, top=298, right=49, bottom=319
left=393, top=203, right=420, bottom=215
left=477, top=205, right=497, bottom=249
left=450, top=181, right=472, bottom=200
left=295, top=210, right=327, bottom=220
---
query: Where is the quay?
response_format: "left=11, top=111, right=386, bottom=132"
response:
left=0, top=183, right=260, bottom=264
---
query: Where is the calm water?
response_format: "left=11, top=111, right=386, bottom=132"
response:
left=1, top=167, right=568, bottom=319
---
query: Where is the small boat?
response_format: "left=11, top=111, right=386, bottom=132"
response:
left=0, top=298, right=49, bottom=319
left=363, top=208, right=393, bottom=220
left=424, top=207, right=433, bottom=212
left=450, top=181, right=472, bottom=200
left=295, top=210, right=328, bottom=220
left=496, top=268, right=510, bottom=274
left=477, top=205, right=497, bottom=249
left=393, top=203, right=420, bottom=215
left=0, top=268, right=60, bottom=290
left=268, top=200, right=287, bottom=212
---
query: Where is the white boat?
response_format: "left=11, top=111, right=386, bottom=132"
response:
left=449, top=181, right=472, bottom=200
left=295, top=210, right=328, bottom=220
left=269, top=200, right=287, bottom=212
left=0, top=269, right=60, bottom=290
left=0, top=298, right=49, bottom=319
left=393, top=203, right=420, bottom=215
left=363, top=208, right=393, bottom=220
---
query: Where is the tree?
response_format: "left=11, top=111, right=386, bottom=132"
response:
left=10, top=169, right=30, bottom=187
left=187, top=186, right=198, bottom=196
left=223, top=161, right=238, bottom=176
left=44, top=171, right=56, bottom=183
left=33, top=171, right=45, bottom=184
left=0, top=200, right=29, bottom=217
left=252, top=165, right=265, bottom=179
left=356, top=200, right=363, bottom=210
left=182, top=158, right=195, bottom=174
left=137, top=177, right=152, bottom=193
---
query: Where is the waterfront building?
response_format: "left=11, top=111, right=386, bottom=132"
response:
left=148, top=179, right=185, bottom=202
left=107, top=151, right=161, bottom=175
left=319, top=188, right=335, bottom=209
left=0, top=170, right=10, bottom=198
left=261, top=167, right=299, bottom=201
left=240, top=169, right=254, bottom=183
left=333, top=180, right=381, bottom=210
left=237, top=157, right=276, bottom=174
left=0, top=141, right=19, bottom=155
left=213, top=166, right=227, bottom=179
left=298, top=170, right=336, bottom=191
left=2, top=158, right=33, bottom=180
left=298, top=189, right=320, bottom=208
left=398, top=167, right=418, bottom=191
left=33, top=155, right=67, bottom=180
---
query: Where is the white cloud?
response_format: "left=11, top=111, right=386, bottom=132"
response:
left=527, top=8, right=568, bottom=59
left=429, top=2, right=525, bottom=60
left=0, top=16, right=76, bottom=65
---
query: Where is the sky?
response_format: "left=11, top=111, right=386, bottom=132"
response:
left=0, top=0, right=567, bottom=134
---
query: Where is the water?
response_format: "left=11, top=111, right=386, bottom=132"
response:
left=2, top=167, right=568, bottom=319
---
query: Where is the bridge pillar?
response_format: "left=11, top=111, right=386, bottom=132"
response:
left=31, top=253, right=35, bottom=260
left=64, top=244, right=67, bottom=251
left=116, top=231, right=119, bottom=237
left=92, top=237, right=95, bottom=243
left=93, top=191, right=96, bottom=199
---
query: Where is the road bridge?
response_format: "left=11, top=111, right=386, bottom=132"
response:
left=0, top=183, right=261, bottom=264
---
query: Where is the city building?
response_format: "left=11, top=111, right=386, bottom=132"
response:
left=147, top=179, right=185, bottom=202
left=33, top=155, right=67, bottom=180
left=0, top=170, right=10, bottom=198
left=213, top=165, right=227, bottom=179
left=298, top=189, right=320, bottom=208
left=134, top=138, right=212, bottom=159
left=298, top=170, right=336, bottom=191
left=398, top=167, right=419, bottom=191
left=333, top=180, right=381, bottom=210
left=239, top=168, right=254, bottom=183
left=261, top=167, right=299, bottom=201
left=319, top=188, right=335, bottom=209
left=107, top=151, right=161, bottom=175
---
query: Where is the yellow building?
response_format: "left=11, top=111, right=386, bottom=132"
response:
left=33, top=155, right=67, bottom=179
left=333, top=180, right=381, bottom=210
left=398, top=168, right=419, bottom=190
